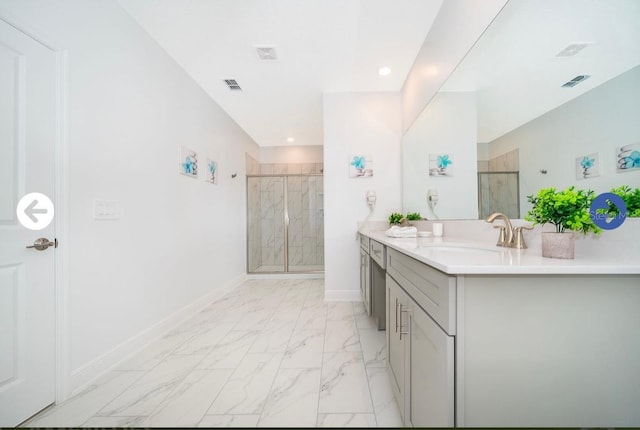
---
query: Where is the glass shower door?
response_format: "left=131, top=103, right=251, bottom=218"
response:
left=478, top=172, right=520, bottom=219
left=247, top=176, right=286, bottom=272
left=246, top=174, right=323, bottom=273
left=287, top=175, right=324, bottom=272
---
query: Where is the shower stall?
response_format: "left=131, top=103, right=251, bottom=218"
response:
left=247, top=174, right=324, bottom=273
left=478, top=171, right=520, bottom=219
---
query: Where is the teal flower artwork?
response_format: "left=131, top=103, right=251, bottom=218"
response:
left=351, top=156, right=366, bottom=170
left=183, top=156, right=196, bottom=174
left=206, top=159, right=218, bottom=183
left=437, top=155, right=452, bottom=169
left=429, top=153, right=453, bottom=176
left=179, top=147, right=198, bottom=178
left=349, top=155, right=373, bottom=177
left=576, top=153, right=599, bottom=180
left=580, top=156, right=594, bottom=169
left=616, top=144, right=640, bottom=173
left=624, top=150, right=640, bottom=169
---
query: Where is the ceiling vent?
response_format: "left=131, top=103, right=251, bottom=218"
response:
left=223, top=79, right=242, bottom=91
left=561, top=75, right=591, bottom=88
left=254, top=45, right=278, bottom=61
left=556, top=43, right=591, bottom=57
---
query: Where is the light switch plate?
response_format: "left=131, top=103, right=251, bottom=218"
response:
left=93, top=199, right=119, bottom=220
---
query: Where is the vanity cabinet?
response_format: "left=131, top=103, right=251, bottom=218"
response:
left=359, top=235, right=371, bottom=315
left=361, top=230, right=640, bottom=427
left=370, top=239, right=387, bottom=330
left=405, top=293, right=454, bottom=427
left=386, top=248, right=455, bottom=427
left=386, top=275, right=409, bottom=418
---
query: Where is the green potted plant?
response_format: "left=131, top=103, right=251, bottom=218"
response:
left=405, top=212, right=422, bottom=221
left=388, top=212, right=405, bottom=226
left=525, top=186, right=601, bottom=259
left=610, top=185, right=640, bottom=218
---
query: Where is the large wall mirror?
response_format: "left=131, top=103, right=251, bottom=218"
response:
left=402, top=0, right=640, bottom=220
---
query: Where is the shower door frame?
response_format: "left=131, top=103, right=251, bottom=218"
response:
left=246, top=173, right=324, bottom=274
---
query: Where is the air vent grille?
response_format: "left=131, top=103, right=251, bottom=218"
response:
left=224, top=79, right=242, bottom=91
left=562, top=75, right=590, bottom=88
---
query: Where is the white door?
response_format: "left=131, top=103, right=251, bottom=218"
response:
left=0, top=18, right=57, bottom=426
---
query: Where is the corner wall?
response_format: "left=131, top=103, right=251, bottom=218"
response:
left=0, top=0, right=259, bottom=391
left=323, top=92, right=402, bottom=301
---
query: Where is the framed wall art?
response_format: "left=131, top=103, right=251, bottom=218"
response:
left=179, top=146, right=198, bottom=178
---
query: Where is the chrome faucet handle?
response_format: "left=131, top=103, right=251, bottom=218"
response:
left=486, top=212, right=514, bottom=245
left=513, top=225, right=533, bottom=249
left=492, top=225, right=507, bottom=246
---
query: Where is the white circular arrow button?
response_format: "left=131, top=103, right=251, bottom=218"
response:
left=16, top=192, right=55, bottom=231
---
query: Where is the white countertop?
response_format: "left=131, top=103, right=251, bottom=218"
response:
left=360, top=229, right=640, bottom=275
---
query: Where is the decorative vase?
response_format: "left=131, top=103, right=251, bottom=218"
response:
left=541, top=232, right=575, bottom=259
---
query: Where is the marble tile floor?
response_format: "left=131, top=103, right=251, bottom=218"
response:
left=25, top=279, right=402, bottom=428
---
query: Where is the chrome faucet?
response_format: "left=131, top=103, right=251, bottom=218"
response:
left=485, top=212, right=532, bottom=249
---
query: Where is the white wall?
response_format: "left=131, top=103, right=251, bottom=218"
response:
left=323, top=92, right=402, bottom=301
left=477, top=142, right=489, bottom=161
left=260, top=145, right=323, bottom=164
left=402, top=91, right=478, bottom=219
left=401, top=0, right=506, bottom=133
left=490, top=65, right=640, bottom=214
left=0, top=0, right=259, bottom=391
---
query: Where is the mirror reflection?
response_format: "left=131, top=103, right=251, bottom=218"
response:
left=402, top=0, right=640, bottom=220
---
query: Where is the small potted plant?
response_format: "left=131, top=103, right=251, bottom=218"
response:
left=388, top=212, right=405, bottom=226
left=610, top=185, right=640, bottom=218
left=406, top=212, right=422, bottom=221
left=525, top=186, right=601, bottom=259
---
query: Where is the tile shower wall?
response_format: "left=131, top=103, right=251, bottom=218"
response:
left=478, top=149, right=520, bottom=219
left=478, top=172, right=519, bottom=219
left=246, top=158, right=324, bottom=273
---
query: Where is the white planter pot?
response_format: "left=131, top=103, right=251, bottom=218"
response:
left=541, top=232, right=575, bottom=259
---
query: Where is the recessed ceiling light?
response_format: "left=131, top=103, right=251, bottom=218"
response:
left=378, top=66, right=391, bottom=76
left=255, top=45, right=278, bottom=61
left=556, top=43, right=592, bottom=58
left=287, top=137, right=295, bottom=143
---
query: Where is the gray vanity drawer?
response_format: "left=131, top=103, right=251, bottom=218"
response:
left=370, top=240, right=386, bottom=269
left=386, top=248, right=456, bottom=335
left=360, top=234, right=370, bottom=252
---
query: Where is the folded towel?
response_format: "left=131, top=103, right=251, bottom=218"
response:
left=385, top=225, right=418, bottom=238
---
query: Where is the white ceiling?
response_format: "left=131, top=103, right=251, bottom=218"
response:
left=441, top=0, right=640, bottom=143
left=117, top=0, right=444, bottom=147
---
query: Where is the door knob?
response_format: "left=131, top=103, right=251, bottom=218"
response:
left=26, top=238, right=56, bottom=251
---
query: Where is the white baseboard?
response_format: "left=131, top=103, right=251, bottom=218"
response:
left=324, top=289, right=362, bottom=302
left=246, top=273, right=324, bottom=280
left=69, top=273, right=247, bottom=395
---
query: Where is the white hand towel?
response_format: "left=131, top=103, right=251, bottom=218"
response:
left=385, top=225, right=418, bottom=238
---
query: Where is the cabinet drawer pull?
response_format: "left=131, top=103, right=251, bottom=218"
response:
left=399, top=304, right=410, bottom=339
left=395, top=298, right=399, bottom=333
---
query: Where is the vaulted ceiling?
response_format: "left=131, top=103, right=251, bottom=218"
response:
left=118, top=0, right=444, bottom=147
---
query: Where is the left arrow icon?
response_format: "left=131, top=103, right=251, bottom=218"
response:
left=25, top=199, right=49, bottom=223
left=17, top=193, right=55, bottom=231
